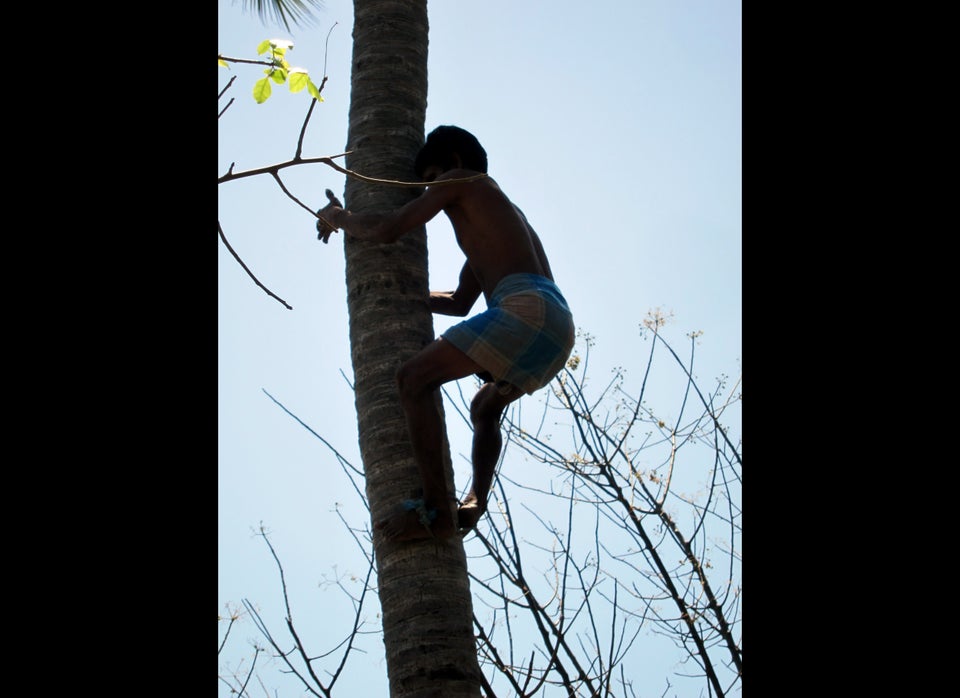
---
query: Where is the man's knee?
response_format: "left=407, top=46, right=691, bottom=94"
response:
left=470, top=384, right=506, bottom=424
left=397, top=339, right=474, bottom=402
left=396, top=355, right=440, bottom=404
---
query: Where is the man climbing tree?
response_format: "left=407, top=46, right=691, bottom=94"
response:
left=317, top=125, right=576, bottom=542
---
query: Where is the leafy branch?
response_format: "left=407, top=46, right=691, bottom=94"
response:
left=219, top=38, right=325, bottom=104
left=217, top=32, right=487, bottom=311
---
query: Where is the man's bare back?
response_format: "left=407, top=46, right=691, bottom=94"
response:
left=426, top=168, right=554, bottom=301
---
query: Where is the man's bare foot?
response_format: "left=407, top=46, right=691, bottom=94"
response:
left=374, top=500, right=456, bottom=542
left=457, top=497, right=486, bottom=531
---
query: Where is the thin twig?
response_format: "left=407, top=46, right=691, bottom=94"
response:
left=218, top=151, right=487, bottom=189
left=218, top=74, right=237, bottom=100
left=218, top=221, right=292, bottom=309
left=218, top=54, right=274, bottom=67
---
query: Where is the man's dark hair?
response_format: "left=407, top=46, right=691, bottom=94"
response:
left=414, top=125, right=488, bottom=177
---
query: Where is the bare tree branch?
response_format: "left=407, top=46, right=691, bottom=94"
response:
left=218, top=221, right=293, bottom=309
left=222, top=324, right=741, bottom=697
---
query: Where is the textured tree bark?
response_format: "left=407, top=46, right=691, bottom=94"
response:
left=342, top=2, right=482, bottom=696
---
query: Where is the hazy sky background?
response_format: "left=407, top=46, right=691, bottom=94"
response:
left=218, top=1, right=741, bottom=695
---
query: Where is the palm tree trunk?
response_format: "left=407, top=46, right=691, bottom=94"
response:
left=342, top=2, right=482, bottom=695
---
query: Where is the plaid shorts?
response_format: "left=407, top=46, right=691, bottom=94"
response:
left=442, top=273, right=575, bottom=395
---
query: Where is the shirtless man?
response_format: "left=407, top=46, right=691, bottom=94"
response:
left=317, top=125, right=575, bottom=542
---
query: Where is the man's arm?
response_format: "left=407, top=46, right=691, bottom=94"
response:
left=430, top=261, right=482, bottom=317
left=317, top=185, right=458, bottom=244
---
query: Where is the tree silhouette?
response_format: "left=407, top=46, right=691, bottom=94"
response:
left=218, top=317, right=742, bottom=696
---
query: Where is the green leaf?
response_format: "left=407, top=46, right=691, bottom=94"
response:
left=256, top=39, right=271, bottom=55
left=253, top=77, right=272, bottom=103
left=270, top=68, right=288, bottom=85
left=307, top=80, right=323, bottom=101
left=288, top=70, right=309, bottom=93
left=218, top=58, right=229, bottom=69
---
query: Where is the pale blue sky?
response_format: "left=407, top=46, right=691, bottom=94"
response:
left=219, top=1, right=741, bottom=695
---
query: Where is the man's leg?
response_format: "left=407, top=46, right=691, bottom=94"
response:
left=458, top=382, right=523, bottom=531
left=375, top=338, right=486, bottom=542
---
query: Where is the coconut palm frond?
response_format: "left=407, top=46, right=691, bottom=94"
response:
left=237, top=0, right=325, bottom=32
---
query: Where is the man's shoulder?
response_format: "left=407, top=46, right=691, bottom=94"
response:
left=434, top=168, right=490, bottom=184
